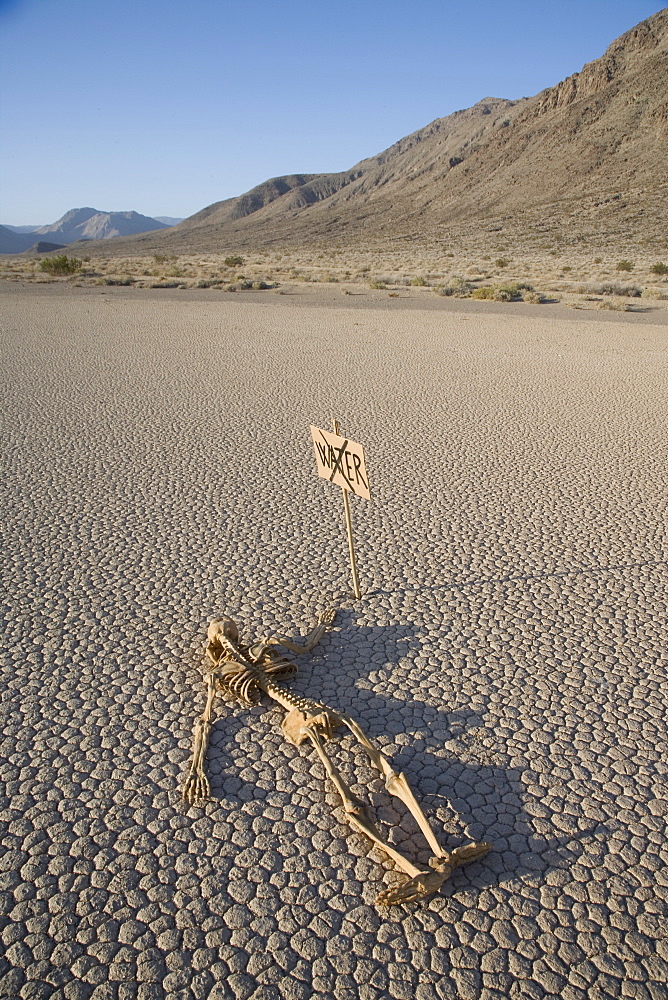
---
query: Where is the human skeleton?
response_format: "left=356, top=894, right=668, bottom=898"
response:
left=183, top=609, right=491, bottom=905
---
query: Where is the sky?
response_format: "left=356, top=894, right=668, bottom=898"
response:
left=0, top=0, right=664, bottom=225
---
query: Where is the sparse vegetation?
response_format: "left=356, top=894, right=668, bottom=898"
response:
left=434, top=276, right=473, bottom=297
left=495, top=258, right=509, bottom=268
left=2, top=245, right=665, bottom=313
left=589, top=282, right=642, bottom=297
left=616, top=260, right=634, bottom=271
left=224, top=255, right=244, bottom=267
left=448, top=278, right=545, bottom=304
left=225, top=279, right=276, bottom=291
left=599, top=297, right=631, bottom=311
left=39, top=254, right=82, bottom=275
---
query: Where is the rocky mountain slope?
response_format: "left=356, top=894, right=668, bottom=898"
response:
left=51, top=8, right=668, bottom=256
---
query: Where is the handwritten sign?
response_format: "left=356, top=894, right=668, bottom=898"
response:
left=310, top=425, right=370, bottom=500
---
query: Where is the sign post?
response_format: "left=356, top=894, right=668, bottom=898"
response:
left=310, top=418, right=370, bottom=599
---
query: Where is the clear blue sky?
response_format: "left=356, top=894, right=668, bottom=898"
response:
left=0, top=0, right=663, bottom=225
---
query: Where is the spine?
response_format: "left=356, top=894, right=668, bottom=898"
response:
left=259, top=676, right=325, bottom=715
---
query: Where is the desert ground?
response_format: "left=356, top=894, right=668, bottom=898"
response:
left=1, top=282, right=667, bottom=1000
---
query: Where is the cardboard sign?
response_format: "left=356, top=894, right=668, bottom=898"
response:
left=310, top=425, right=370, bottom=500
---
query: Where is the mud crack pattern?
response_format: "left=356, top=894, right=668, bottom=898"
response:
left=1, top=285, right=667, bottom=999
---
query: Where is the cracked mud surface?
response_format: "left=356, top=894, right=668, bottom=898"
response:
left=1, top=284, right=667, bottom=999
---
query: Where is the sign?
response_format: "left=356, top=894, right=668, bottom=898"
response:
left=310, top=425, right=370, bottom=500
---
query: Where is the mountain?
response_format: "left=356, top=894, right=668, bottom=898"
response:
left=59, top=8, right=668, bottom=256
left=153, top=216, right=184, bottom=226
left=3, top=224, right=39, bottom=234
left=0, top=225, right=35, bottom=254
left=30, top=208, right=169, bottom=245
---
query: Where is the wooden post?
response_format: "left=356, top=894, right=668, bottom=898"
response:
left=332, top=416, right=361, bottom=599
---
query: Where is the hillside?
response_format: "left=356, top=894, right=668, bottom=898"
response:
left=54, top=8, right=668, bottom=257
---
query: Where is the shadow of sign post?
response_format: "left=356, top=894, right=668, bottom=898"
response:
left=310, top=420, right=370, bottom=599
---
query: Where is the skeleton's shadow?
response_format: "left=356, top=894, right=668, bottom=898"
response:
left=199, top=671, right=596, bottom=896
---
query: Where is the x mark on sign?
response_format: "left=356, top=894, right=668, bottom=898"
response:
left=317, top=428, right=354, bottom=491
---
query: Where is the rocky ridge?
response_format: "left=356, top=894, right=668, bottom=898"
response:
left=67, top=8, right=667, bottom=257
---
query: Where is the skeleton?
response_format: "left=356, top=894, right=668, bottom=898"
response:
left=183, top=609, right=491, bottom=905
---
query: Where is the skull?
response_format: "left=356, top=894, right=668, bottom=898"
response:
left=207, top=615, right=240, bottom=646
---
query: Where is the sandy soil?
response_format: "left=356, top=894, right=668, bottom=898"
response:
left=1, top=284, right=667, bottom=999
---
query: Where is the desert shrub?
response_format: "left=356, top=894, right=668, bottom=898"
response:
left=616, top=260, right=634, bottom=271
left=150, top=281, right=180, bottom=288
left=226, top=279, right=274, bottom=291
left=39, top=255, right=82, bottom=275
left=495, top=258, right=509, bottom=268
left=435, top=276, right=473, bottom=297
left=599, top=297, right=631, bottom=311
left=497, top=282, right=532, bottom=300
left=650, top=262, right=668, bottom=275
left=562, top=266, right=572, bottom=273
left=410, top=276, right=427, bottom=286
left=470, top=282, right=533, bottom=302
left=369, top=280, right=387, bottom=289
left=224, top=255, right=244, bottom=267
left=522, top=290, right=545, bottom=304
left=104, top=277, right=134, bottom=285
left=594, top=257, right=602, bottom=264
left=166, top=266, right=183, bottom=277
left=596, top=282, right=642, bottom=297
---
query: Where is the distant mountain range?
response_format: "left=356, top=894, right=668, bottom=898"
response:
left=0, top=208, right=179, bottom=254
left=67, top=7, right=667, bottom=257
left=0, top=226, right=37, bottom=254
left=3, top=224, right=41, bottom=234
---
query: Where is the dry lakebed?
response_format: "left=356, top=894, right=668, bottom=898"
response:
left=1, top=281, right=667, bottom=1000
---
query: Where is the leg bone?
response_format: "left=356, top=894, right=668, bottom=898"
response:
left=339, top=713, right=448, bottom=860
left=182, top=673, right=216, bottom=805
left=304, top=725, right=424, bottom=880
